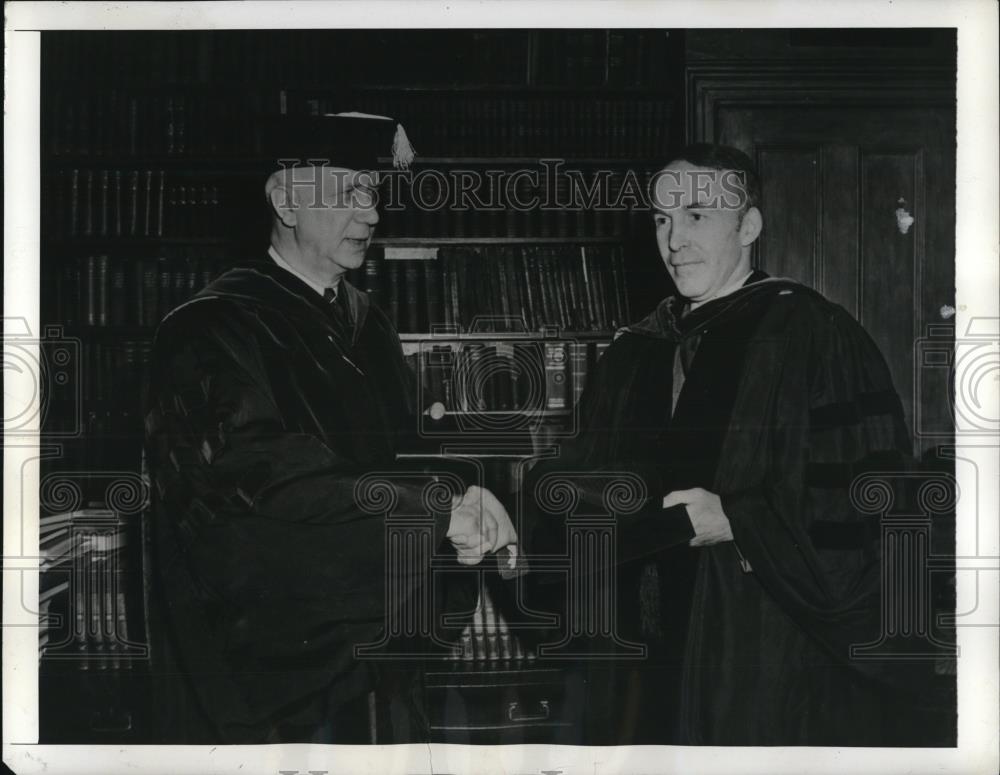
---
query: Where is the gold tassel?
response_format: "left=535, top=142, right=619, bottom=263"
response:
left=392, top=123, right=416, bottom=170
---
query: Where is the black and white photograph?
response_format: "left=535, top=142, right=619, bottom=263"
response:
left=3, top=2, right=998, bottom=774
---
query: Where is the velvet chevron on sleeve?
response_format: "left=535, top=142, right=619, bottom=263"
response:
left=525, top=272, right=946, bottom=746
left=680, top=284, right=942, bottom=745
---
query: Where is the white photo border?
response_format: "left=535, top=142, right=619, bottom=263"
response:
left=4, top=2, right=998, bottom=774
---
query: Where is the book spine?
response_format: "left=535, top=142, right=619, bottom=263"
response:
left=564, top=252, right=584, bottom=331
left=115, top=583, right=130, bottom=671
left=157, top=256, right=172, bottom=321
left=141, top=259, right=157, bottom=326
left=580, top=247, right=597, bottom=331
left=536, top=249, right=554, bottom=327
left=505, top=248, right=526, bottom=330
left=570, top=341, right=587, bottom=409
left=387, top=261, right=401, bottom=330
left=422, top=259, right=440, bottom=332
left=460, top=624, right=474, bottom=662
left=553, top=250, right=571, bottom=330
left=448, top=251, right=461, bottom=330
left=544, top=341, right=569, bottom=411
left=440, top=251, right=454, bottom=328
left=96, top=254, right=109, bottom=326
left=143, top=170, right=153, bottom=236
left=495, top=247, right=511, bottom=328
left=128, top=170, right=139, bottom=236
left=185, top=256, right=199, bottom=303
left=89, top=538, right=103, bottom=668
left=363, top=256, right=381, bottom=308
left=495, top=343, right=514, bottom=411
left=403, top=262, right=420, bottom=334
left=172, top=261, right=188, bottom=310
left=128, top=96, right=138, bottom=155
left=591, top=249, right=609, bottom=331
left=113, top=170, right=122, bottom=236
left=85, top=255, right=97, bottom=326
left=109, top=258, right=127, bottom=326
left=456, top=248, right=472, bottom=332
left=482, top=588, right=500, bottom=661
left=520, top=248, right=537, bottom=330
left=497, top=606, right=513, bottom=661
left=166, top=97, right=175, bottom=155
left=67, top=261, right=80, bottom=326
left=472, top=591, right=487, bottom=662
left=100, top=534, right=116, bottom=670
left=474, top=248, right=492, bottom=332
left=617, top=246, right=631, bottom=321
left=83, top=170, right=94, bottom=236
left=73, top=534, right=89, bottom=670
left=609, top=245, right=627, bottom=328
left=99, top=170, right=109, bottom=236
left=157, top=170, right=166, bottom=237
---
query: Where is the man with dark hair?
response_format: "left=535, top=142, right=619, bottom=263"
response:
left=530, top=143, right=941, bottom=745
left=143, top=113, right=515, bottom=744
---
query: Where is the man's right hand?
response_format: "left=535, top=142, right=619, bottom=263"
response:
left=446, top=485, right=517, bottom=566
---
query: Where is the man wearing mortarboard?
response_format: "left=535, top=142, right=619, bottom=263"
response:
left=143, top=113, right=515, bottom=743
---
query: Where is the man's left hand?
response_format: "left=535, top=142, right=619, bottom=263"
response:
left=663, top=487, right=734, bottom=547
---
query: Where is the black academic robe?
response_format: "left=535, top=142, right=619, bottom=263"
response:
left=532, top=272, right=943, bottom=745
left=143, top=259, right=454, bottom=743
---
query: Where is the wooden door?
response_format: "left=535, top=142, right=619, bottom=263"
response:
left=689, top=68, right=956, bottom=455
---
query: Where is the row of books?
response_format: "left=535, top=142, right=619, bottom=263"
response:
left=41, top=339, right=150, bottom=443
left=39, top=510, right=139, bottom=669
left=77, top=341, right=151, bottom=405
left=49, top=244, right=629, bottom=334
left=404, top=339, right=611, bottom=415
left=49, top=249, right=231, bottom=328
left=532, top=29, right=673, bottom=89
left=447, top=586, right=534, bottom=663
left=45, top=91, right=670, bottom=161
left=42, top=412, right=147, bottom=480
left=46, top=168, right=657, bottom=243
left=303, top=93, right=672, bottom=159
left=377, top=167, right=656, bottom=239
left=45, top=169, right=247, bottom=239
left=43, top=31, right=531, bottom=88
left=43, top=30, right=666, bottom=90
left=368, top=246, right=630, bottom=335
left=45, top=90, right=270, bottom=159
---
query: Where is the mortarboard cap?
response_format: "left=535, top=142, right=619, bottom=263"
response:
left=257, top=111, right=416, bottom=172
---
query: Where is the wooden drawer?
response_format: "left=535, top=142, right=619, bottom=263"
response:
left=423, top=665, right=581, bottom=744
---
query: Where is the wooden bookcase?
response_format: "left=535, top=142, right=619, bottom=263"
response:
left=38, top=29, right=682, bottom=743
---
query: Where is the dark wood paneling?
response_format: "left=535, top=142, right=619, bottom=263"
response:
left=756, top=148, right=820, bottom=286
left=820, top=145, right=860, bottom=318
left=688, top=66, right=955, bottom=454
left=860, top=151, right=919, bottom=434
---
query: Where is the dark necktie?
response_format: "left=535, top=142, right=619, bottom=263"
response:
left=670, top=305, right=700, bottom=416
left=323, top=286, right=351, bottom=332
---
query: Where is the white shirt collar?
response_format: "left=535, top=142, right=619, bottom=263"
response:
left=689, top=270, right=755, bottom=311
left=268, top=245, right=337, bottom=299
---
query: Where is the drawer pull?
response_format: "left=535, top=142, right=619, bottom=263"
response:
left=507, top=699, right=550, bottom=723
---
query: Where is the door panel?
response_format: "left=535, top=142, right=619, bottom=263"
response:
left=714, top=103, right=955, bottom=454
left=756, top=147, right=820, bottom=288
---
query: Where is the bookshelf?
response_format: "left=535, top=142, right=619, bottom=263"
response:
left=39, top=28, right=681, bottom=743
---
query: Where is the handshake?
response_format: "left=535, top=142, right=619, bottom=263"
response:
left=446, top=484, right=517, bottom=566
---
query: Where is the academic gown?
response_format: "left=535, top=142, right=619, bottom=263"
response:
left=143, top=258, right=458, bottom=743
left=527, top=272, right=947, bottom=745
